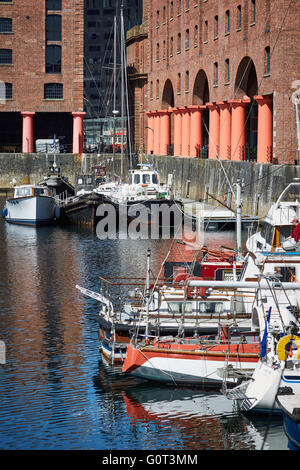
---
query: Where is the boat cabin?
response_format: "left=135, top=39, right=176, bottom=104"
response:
left=128, top=165, right=159, bottom=187
left=247, top=181, right=300, bottom=252
left=13, top=185, right=50, bottom=198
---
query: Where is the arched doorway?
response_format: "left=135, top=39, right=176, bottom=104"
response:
left=192, top=70, right=210, bottom=155
left=234, top=57, right=258, bottom=161
left=162, top=79, right=175, bottom=155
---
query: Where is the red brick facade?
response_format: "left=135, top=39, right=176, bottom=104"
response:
left=0, top=0, right=84, bottom=152
left=127, top=0, right=300, bottom=164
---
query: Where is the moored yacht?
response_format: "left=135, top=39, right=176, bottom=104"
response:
left=2, top=184, right=57, bottom=226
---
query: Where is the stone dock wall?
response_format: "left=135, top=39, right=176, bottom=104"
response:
left=1, top=152, right=300, bottom=219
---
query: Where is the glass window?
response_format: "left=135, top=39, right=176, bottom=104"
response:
left=237, top=5, right=242, bottom=29
left=265, top=46, right=270, bottom=75
left=152, top=174, right=158, bottom=184
left=214, top=15, right=218, bottom=37
left=0, top=18, right=12, bottom=33
left=46, top=0, right=62, bottom=10
left=250, top=0, right=256, bottom=24
left=44, top=83, right=63, bottom=99
left=46, top=45, right=61, bottom=73
left=225, top=10, right=230, bottom=33
left=46, top=14, right=61, bottom=41
left=142, top=174, right=151, bottom=184
left=134, top=174, right=140, bottom=184
left=168, top=302, right=193, bottom=313
left=4, top=82, right=12, bottom=99
left=225, top=58, right=230, bottom=82
left=0, top=48, right=12, bottom=64
left=198, top=302, right=224, bottom=314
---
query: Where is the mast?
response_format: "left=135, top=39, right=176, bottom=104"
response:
left=145, top=248, right=151, bottom=340
left=112, top=15, right=117, bottom=179
left=120, top=3, right=124, bottom=183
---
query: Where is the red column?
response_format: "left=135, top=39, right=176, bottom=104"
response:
left=153, top=111, right=160, bottom=155
left=21, top=112, right=35, bottom=153
left=159, top=109, right=171, bottom=156
left=72, top=112, right=86, bottom=154
left=228, top=98, right=250, bottom=161
left=146, top=112, right=154, bottom=154
left=188, top=105, right=203, bottom=157
left=254, top=95, right=273, bottom=163
left=217, top=101, right=231, bottom=160
left=206, top=103, right=220, bottom=159
left=180, top=107, right=191, bottom=157
left=172, top=108, right=182, bottom=156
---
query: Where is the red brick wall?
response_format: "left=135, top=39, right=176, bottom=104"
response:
left=0, top=0, right=84, bottom=113
left=131, top=0, right=300, bottom=163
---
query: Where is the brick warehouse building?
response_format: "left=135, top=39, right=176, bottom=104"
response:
left=0, top=0, right=85, bottom=153
left=127, top=0, right=300, bottom=164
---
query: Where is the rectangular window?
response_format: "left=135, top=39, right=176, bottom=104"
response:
left=250, top=0, right=256, bottom=24
left=214, top=62, right=218, bottom=86
left=204, top=20, right=208, bottom=42
left=46, top=14, right=61, bottom=41
left=225, top=10, right=230, bottom=34
left=46, top=0, right=62, bottom=10
left=5, top=82, right=12, bottom=99
left=0, top=18, right=12, bottom=33
left=225, top=59, right=230, bottom=83
left=44, top=83, right=63, bottom=99
left=0, top=82, right=12, bottom=99
left=46, top=45, right=61, bottom=73
left=0, top=48, right=12, bottom=64
left=214, top=15, right=218, bottom=38
left=236, top=5, right=242, bottom=29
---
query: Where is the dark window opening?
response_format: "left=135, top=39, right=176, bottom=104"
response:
left=46, top=0, right=61, bottom=10
left=44, top=83, right=63, bottom=99
left=46, top=14, right=61, bottom=41
left=46, top=45, right=61, bottom=73
left=0, top=18, right=12, bottom=33
left=0, top=48, right=12, bottom=64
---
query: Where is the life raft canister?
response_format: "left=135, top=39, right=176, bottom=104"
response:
left=276, top=334, right=300, bottom=361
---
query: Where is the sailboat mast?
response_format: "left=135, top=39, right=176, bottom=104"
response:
left=120, top=3, right=125, bottom=183
left=112, top=15, right=117, bottom=179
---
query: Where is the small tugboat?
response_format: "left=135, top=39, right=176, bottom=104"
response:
left=2, top=183, right=57, bottom=226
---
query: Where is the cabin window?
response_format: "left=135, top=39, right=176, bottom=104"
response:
left=168, top=302, right=193, bottom=314
left=279, top=225, right=294, bottom=244
left=142, top=174, right=151, bottom=184
left=33, top=188, right=47, bottom=196
left=152, top=174, right=158, bottom=184
left=16, top=187, right=31, bottom=197
left=198, top=302, right=223, bottom=313
left=133, top=174, right=140, bottom=184
left=260, top=221, right=273, bottom=245
left=273, top=266, right=296, bottom=282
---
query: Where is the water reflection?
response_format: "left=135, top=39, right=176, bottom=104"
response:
left=94, top=356, right=288, bottom=451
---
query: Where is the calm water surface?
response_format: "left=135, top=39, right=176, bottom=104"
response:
left=0, top=197, right=288, bottom=451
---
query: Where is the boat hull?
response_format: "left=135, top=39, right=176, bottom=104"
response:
left=3, top=196, right=56, bottom=226
left=122, top=342, right=259, bottom=387
left=236, top=362, right=300, bottom=414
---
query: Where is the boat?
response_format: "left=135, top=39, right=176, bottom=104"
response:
left=276, top=392, right=300, bottom=450
left=246, top=178, right=300, bottom=254
left=94, top=163, right=177, bottom=227
left=122, top=330, right=260, bottom=387
left=76, top=247, right=248, bottom=363
left=2, top=183, right=58, bottom=226
left=58, top=166, right=108, bottom=228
